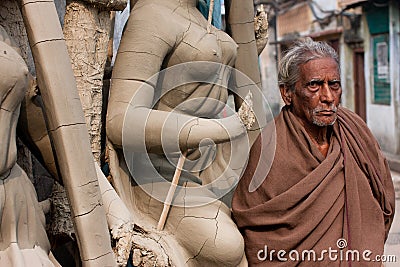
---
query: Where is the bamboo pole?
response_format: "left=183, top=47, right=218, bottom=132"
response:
left=207, top=0, right=214, bottom=33
left=157, top=151, right=187, bottom=231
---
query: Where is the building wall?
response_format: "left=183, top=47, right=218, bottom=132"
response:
left=260, top=0, right=400, bottom=158
left=365, top=2, right=400, bottom=154
left=259, top=24, right=282, bottom=117
left=340, top=38, right=355, bottom=111
left=277, top=2, right=312, bottom=39
left=394, top=2, right=400, bottom=155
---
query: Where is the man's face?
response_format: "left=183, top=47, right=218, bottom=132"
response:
left=282, top=57, right=342, bottom=128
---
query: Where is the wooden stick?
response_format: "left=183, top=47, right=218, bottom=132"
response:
left=207, top=0, right=215, bottom=33
left=157, top=151, right=187, bottom=231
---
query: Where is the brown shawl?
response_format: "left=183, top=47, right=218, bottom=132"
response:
left=232, top=106, right=395, bottom=266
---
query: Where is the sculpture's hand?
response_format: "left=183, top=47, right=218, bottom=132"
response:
left=178, top=113, right=246, bottom=152
left=238, top=91, right=255, bottom=130
left=254, top=4, right=269, bottom=55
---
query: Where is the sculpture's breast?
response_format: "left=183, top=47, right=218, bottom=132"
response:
left=172, top=25, right=237, bottom=67
left=157, top=28, right=238, bottom=117
left=0, top=41, right=29, bottom=176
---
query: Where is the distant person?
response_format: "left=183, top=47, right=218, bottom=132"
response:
left=232, top=38, right=395, bottom=266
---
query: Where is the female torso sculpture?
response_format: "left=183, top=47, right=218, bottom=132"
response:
left=107, top=0, right=248, bottom=265
left=0, top=27, right=56, bottom=266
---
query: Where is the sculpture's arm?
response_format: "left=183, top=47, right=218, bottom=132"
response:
left=18, top=79, right=60, bottom=180
left=107, top=8, right=246, bottom=154
left=225, top=0, right=267, bottom=145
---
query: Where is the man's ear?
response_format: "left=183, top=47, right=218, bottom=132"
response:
left=279, top=85, right=292, bottom=105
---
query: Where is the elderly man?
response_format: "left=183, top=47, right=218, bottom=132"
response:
left=232, top=38, right=395, bottom=266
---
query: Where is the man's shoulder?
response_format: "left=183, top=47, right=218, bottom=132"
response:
left=338, top=106, right=359, bottom=117
left=337, top=106, right=377, bottom=141
left=337, top=107, right=367, bottom=125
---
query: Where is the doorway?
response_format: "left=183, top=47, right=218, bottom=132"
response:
left=354, top=49, right=366, bottom=121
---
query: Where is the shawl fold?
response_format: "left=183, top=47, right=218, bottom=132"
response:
left=232, top=106, right=395, bottom=266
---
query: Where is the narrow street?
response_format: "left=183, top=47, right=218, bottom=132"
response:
left=384, top=171, right=400, bottom=266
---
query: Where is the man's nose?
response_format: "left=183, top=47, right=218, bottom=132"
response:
left=320, top=83, right=334, bottom=103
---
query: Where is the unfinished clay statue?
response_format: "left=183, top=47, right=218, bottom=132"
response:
left=0, top=0, right=265, bottom=265
left=106, top=0, right=262, bottom=265
left=0, top=26, right=58, bottom=266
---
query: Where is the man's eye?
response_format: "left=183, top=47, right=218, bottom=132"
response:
left=329, top=81, right=341, bottom=90
left=306, top=80, right=321, bottom=90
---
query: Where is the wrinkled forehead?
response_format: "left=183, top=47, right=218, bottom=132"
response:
left=299, top=57, right=340, bottom=79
